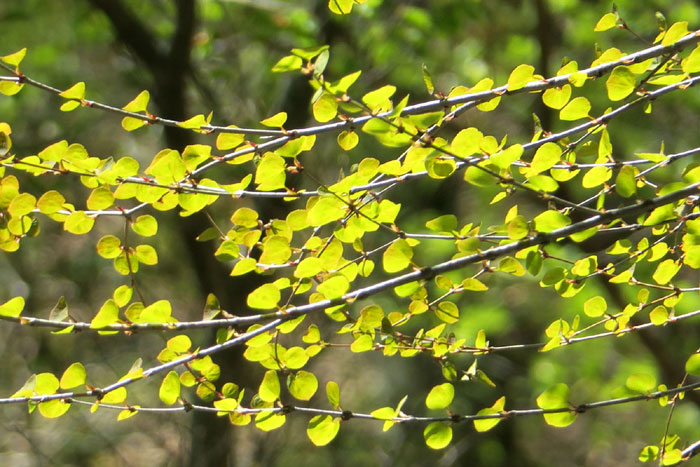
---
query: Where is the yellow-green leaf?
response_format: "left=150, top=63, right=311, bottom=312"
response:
left=606, top=66, right=636, bottom=101
left=159, top=370, right=181, bottom=405
left=542, top=85, right=572, bottom=110
left=259, top=370, right=280, bottom=402
left=261, top=112, right=287, bottom=128
left=247, top=284, right=281, bottom=310
left=685, top=353, right=700, bottom=375
left=122, top=90, right=150, bottom=112
left=0, top=296, right=25, bottom=318
left=90, top=299, right=119, bottom=329
left=661, top=21, right=688, bottom=46
left=425, top=383, right=454, bottom=410
left=424, top=422, right=452, bottom=449
left=287, top=370, right=318, bottom=400
left=383, top=239, right=413, bottom=273
left=1, top=48, right=27, bottom=67
left=529, top=142, right=562, bottom=175
left=594, top=13, right=618, bottom=32
left=307, top=415, right=340, bottom=446
left=59, top=82, right=85, bottom=100
left=64, top=211, right=95, bottom=234
left=507, top=64, right=535, bottom=91
left=313, top=92, right=338, bottom=122
left=559, top=96, right=591, bottom=121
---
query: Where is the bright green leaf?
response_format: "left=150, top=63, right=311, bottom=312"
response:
left=159, top=371, right=181, bottom=405
left=425, top=383, right=454, bottom=410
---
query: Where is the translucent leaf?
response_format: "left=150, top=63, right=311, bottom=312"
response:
left=271, top=55, right=302, bottom=72
left=643, top=204, right=675, bottom=226
left=606, top=66, right=636, bottom=101
left=283, top=346, right=308, bottom=369
left=255, top=412, right=286, bottom=431
left=661, top=21, right=688, bottom=46
left=328, top=0, right=354, bottom=15
left=122, top=117, right=146, bottom=131
left=216, top=127, right=245, bottom=150
left=102, top=387, right=127, bottom=404
left=38, top=400, right=71, bottom=419
left=350, top=334, right=374, bottom=353
left=1, top=48, right=27, bottom=67
left=261, top=112, right=287, bottom=128
left=313, top=93, right=338, bottom=122
left=461, top=278, right=488, bottom=291
left=625, top=373, right=656, bottom=393
left=425, top=383, right=454, bottom=410
left=327, top=381, right=341, bottom=409
left=423, top=422, right=452, bottom=449
left=507, top=64, right=535, bottom=91
left=159, top=371, right=181, bottom=405
left=542, top=85, right=571, bottom=109
left=317, top=274, right=350, bottom=299
left=583, top=296, right=607, bottom=317
left=258, top=370, right=280, bottom=402
left=178, top=114, right=208, bottom=130
left=167, top=335, right=192, bottom=353
left=0, top=80, right=24, bottom=96
left=231, top=257, right=257, bottom=276
left=425, top=215, right=457, bottom=233
left=0, top=296, right=24, bottom=318
left=682, top=45, right=700, bottom=73
left=213, top=398, right=238, bottom=415
left=638, top=445, right=659, bottom=462
left=86, top=186, right=114, bottom=210
left=529, top=142, right=562, bottom=175
left=337, top=130, right=359, bottom=150
left=383, top=239, right=413, bottom=273
left=533, top=210, right=571, bottom=233
left=259, top=236, right=291, bottom=265
left=362, top=85, right=396, bottom=112
left=247, top=284, right=281, bottom=310
left=649, top=305, right=668, bottom=326
left=64, top=211, right=95, bottom=235
left=371, top=406, right=396, bottom=420
left=508, top=216, right=529, bottom=240
left=582, top=165, right=612, bottom=188
left=536, top=383, right=576, bottom=427
left=559, top=96, right=591, bottom=121
left=435, top=302, right=459, bottom=323
left=37, top=191, right=66, bottom=214
left=90, top=299, right=119, bottom=329
left=8, top=192, right=36, bottom=217
left=474, top=396, right=506, bottom=432
left=490, top=144, right=523, bottom=169
left=117, top=408, right=139, bottom=421
left=122, top=90, right=150, bottom=112
left=651, top=259, right=680, bottom=285
left=287, top=370, right=318, bottom=400
left=498, top=257, right=526, bottom=276
left=59, top=82, right=85, bottom=100
left=615, top=165, right=638, bottom=198
left=132, top=215, right=158, bottom=237
left=451, top=127, right=483, bottom=157
left=685, top=353, right=700, bottom=375
left=307, top=415, right=340, bottom=446
left=135, top=244, right=158, bottom=266
left=291, top=45, right=329, bottom=61
left=594, top=13, right=618, bottom=32
left=59, top=362, right=86, bottom=389
left=113, top=285, right=133, bottom=308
